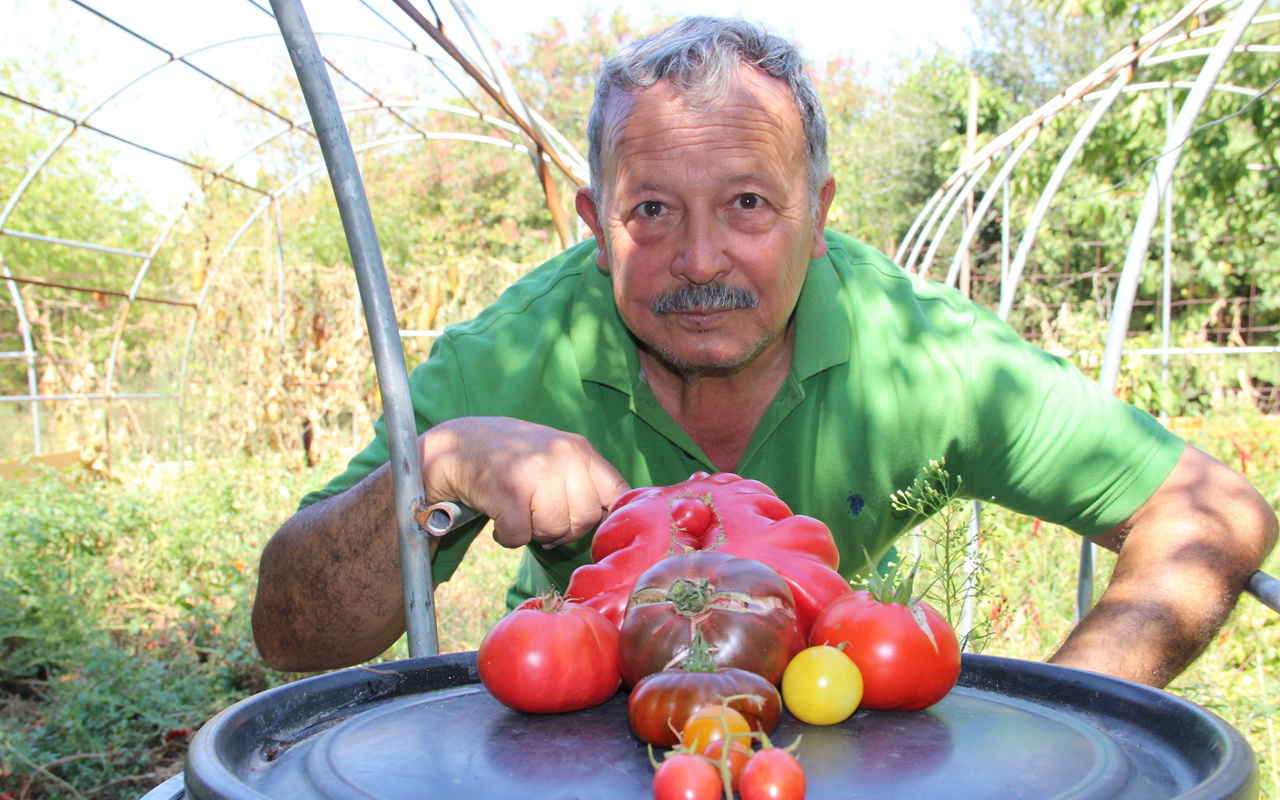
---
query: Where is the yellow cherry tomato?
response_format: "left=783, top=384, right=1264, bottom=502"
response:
left=781, top=645, right=864, bottom=725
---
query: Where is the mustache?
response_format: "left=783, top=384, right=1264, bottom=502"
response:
left=650, top=282, right=758, bottom=315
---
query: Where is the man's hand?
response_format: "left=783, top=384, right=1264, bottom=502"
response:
left=1049, top=444, right=1277, bottom=687
left=251, top=417, right=629, bottom=672
left=421, top=417, right=631, bottom=550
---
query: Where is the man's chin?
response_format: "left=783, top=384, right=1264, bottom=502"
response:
left=647, top=340, right=763, bottom=379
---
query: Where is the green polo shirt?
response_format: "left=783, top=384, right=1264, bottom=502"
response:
left=300, top=231, right=1184, bottom=605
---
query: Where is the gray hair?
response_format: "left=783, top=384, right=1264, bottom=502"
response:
left=585, top=16, right=829, bottom=213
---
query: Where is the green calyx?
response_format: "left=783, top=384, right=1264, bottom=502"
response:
left=862, top=547, right=920, bottom=605
left=665, top=577, right=714, bottom=615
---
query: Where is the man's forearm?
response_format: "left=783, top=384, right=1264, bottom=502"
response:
left=1048, top=445, right=1277, bottom=688
left=252, top=463, right=407, bottom=672
left=1048, top=548, right=1244, bottom=687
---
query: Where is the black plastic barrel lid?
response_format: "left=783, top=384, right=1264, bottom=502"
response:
left=185, top=653, right=1259, bottom=800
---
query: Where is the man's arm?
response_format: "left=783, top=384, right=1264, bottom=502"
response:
left=252, top=417, right=630, bottom=672
left=1049, top=444, right=1277, bottom=687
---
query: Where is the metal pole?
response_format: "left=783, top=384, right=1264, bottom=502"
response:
left=274, top=199, right=287, bottom=354
left=1088, top=0, right=1269, bottom=624
left=1162, top=87, right=1175, bottom=386
left=271, top=0, right=439, bottom=657
left=998, top=72, right=1131, bottom=321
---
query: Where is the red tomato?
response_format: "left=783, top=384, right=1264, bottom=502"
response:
left=477, top=594, right=621, bottom=714
left=810, top=589, right=960, bottom=711
left=565, top=472, right=851, bottom=640
left=628, top=666, right=781, bottom=747
left=740, top=748, right=806, bottom=800
left=653, top=753, right=721, bottom=800
left=702, top=738, right=753, bottom=792
left=618, top=552, right=801, bottom=686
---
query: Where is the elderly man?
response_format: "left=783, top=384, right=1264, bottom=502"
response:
left=252, top=17, right=1276, bottom=684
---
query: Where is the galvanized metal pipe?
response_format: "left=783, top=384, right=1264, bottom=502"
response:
left=998, top=72, right=1130, bottom=321
left=271, top=0, right=439, bottom=657
left=1248, top=571, right=1280, bottom=614
left=1162, top=88, right=1175, bottom=386
left=0, top=228, right=151, bottom=260
left=944, top=128, right=1041, bottom=288
left=1089, top=0, right=1271, bottom=623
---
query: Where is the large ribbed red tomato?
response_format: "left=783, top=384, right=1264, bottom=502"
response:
left=565, top=472, right=851, bottom=641
left=477, top=593, right=621, bottom=714
left=618, top=552, right=800, bottom=686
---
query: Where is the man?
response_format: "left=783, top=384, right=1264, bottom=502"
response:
left=252, top=17, right=1276, bottom=686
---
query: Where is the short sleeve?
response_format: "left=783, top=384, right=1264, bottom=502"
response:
left=959, top=304, right=1184, bottom=536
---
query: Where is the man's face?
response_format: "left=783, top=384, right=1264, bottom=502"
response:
left=577, top=66, right=835, bottom=378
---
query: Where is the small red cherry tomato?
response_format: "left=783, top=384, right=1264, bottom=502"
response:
left=740, top=747, right=807, bottom=800
left=703, top=737, right=753, bottom=792
left=653, top=753, right=721, bottom=800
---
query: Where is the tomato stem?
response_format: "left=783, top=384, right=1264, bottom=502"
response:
left=678, top=629, right=720, bottom=673
left=665, top=577, right=714, bottom=615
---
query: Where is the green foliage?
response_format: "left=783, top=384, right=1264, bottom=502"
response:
left=0, top=61, right=158, bottom=283
left=889, top=459, right=996, bottom=653
left=969, top=0, right=1122, bottom=108
left=0, top=459, right=303, bottom=798
left=507, top=9, right=676, bottom=158
left=0, top=452, right=518, bottom=798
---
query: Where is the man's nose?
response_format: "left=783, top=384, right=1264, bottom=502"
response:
left=671, top=213, right=731, bottom=284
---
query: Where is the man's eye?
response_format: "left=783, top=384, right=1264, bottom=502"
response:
left=639, top=201, right=664, bottom=217
left=737, top=193, right=761, bottom=210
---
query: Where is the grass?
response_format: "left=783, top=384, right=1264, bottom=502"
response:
left=1, top=413, right=1279, bottom=798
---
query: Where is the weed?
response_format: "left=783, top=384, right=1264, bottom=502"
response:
left=890, top=459, right=997, bottom=653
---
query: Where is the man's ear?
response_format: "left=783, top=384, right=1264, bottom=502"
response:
left=810, top=176, right=837, bottom=260
left=575, top=187, right=609, bottom=271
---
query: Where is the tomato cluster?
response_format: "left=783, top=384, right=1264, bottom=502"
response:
left=476, top=472, right=964, bottom=799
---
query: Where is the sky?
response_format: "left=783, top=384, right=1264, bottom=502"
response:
left=0, top=0, right=978, bottom=208
left=469, top=0, right=978, bottom=71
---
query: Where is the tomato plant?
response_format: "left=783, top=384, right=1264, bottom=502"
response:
left=618, top=551, right=800, bottom=686
left=781, top=644, right=863, bottom=725
left=628, top=635, right=782, bottom=747
left=565, top=472, right=851, bottom=640
left=740, top=747, right=806, bottom=800
left=810, top=558, right=960, bottom=712
left=477, top=592, right=621, bottom=714
left=653, top=753, right=721, bottom=800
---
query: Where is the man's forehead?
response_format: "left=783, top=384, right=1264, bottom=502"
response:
left=603, top=65, right=793, bottom=121
left=598, top=67, right=803, bottom=162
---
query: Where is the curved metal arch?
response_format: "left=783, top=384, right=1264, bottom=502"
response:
left=1078, top=0, right=1273, bottom=621
left=943, top=127, right=1043, bottom=289
left=915, top=160, right=993, bottom=280
left=897, top=1, right=1217, bottom=267
left=903, top=176, right=973, bottom=274
left=170, top=125, right=551, bottom=454
left=997, top=72, right=1132, bottom=320
left=8, top=6, right=583, bottom=458
left=1, top=27, right=530, bottom=289
left=995, top=35, right=1278, bottom=320
left=1100, top=0, right=1269, bottom=396
left=94, top=95, right=535, bottom=455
